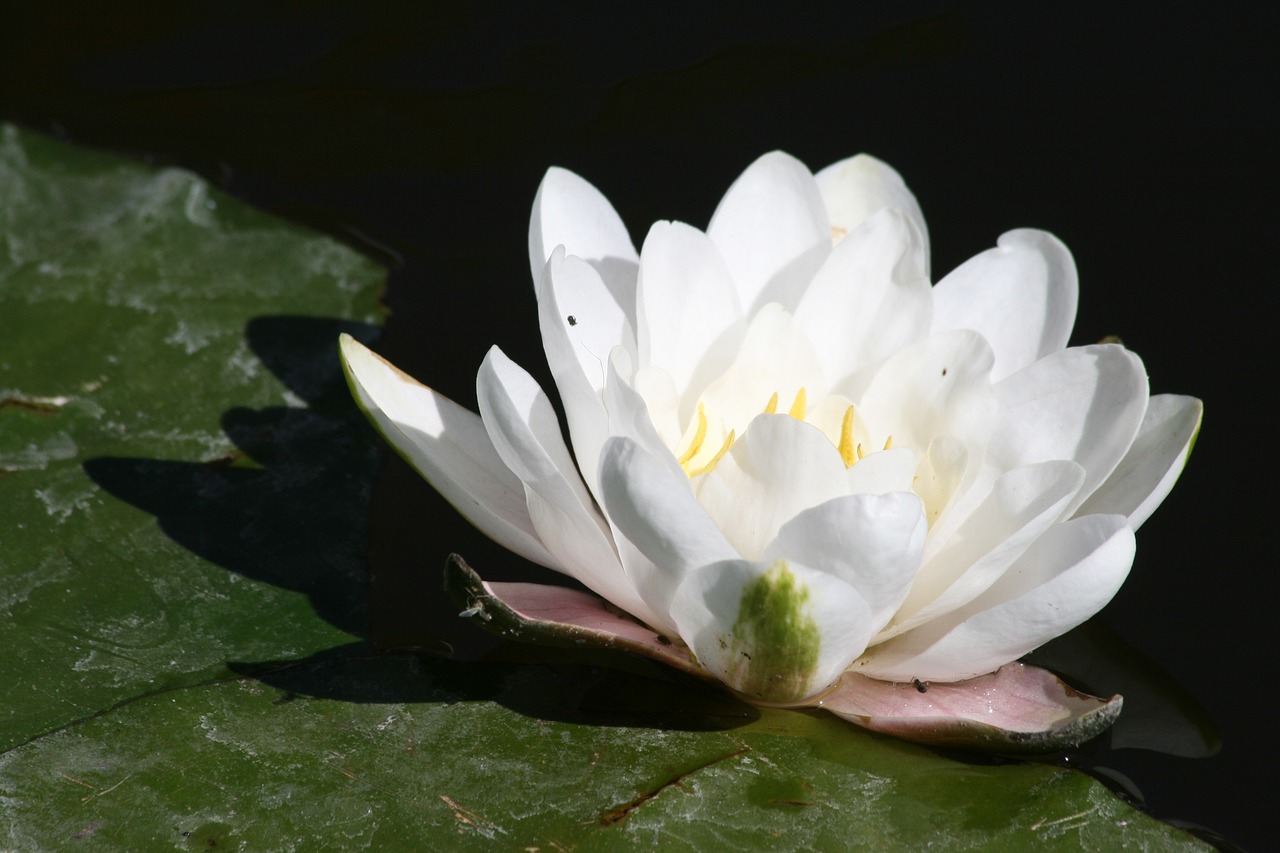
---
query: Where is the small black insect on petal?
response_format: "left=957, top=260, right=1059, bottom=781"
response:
left=567, top=315, right=578, bottom=326
left=912, top=678, right=929, bottom=693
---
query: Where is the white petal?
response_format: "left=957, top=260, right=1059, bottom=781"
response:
left=536, top=249, right=630, bottom=495
left=697, top=303, right=826, bottom=434
left=598, top=436, right=738, bottom=626
left=635, top=220, right=744, bottom=400
left=476, top=347, right=656, bottom=621
left=338, top=335, right=555, bottom=568
left=913, top=435, right=969, bottom=528
left=596, top=350, right=708, bottom=633
left=815, top=153, right=930, bottom=276
left=846, top=446, right=918, bottom=496
left=988, top=344, right=1148, bottom=515
left=793, top=208, right=932, bottom=382
left=669, top=557, right=875, bottom=704
left=931, top=229, right=1078, bottom=381
left=603, top=349, right=685, bottom=477
left=855, top=329, right=996, bottom=463
left=707, top=151, right=831, bottom=313
left=856, top=514, right=1135, bottom=682
left=764, top=492, right=927, bottom=633
left=528, top=166, right=637, bottom=280
left=880, top=460, right=1085, bottom=639
left=697, top=414, right=851, bottom=560
left=1075, top=394, right=1203, bottom=530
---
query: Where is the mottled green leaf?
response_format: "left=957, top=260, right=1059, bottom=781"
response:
left=0, top=123, right=382, bottom=749
left=1, top=650, right=1209, bottom=850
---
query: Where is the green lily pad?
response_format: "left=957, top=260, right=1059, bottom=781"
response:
left=0, top=124, right=1211, bottom=849
left=0, top=122, right=382, bottom=749
left=1, top=650, right=1208, bottom=850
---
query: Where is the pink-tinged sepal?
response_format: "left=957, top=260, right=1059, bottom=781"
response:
left=817, top=663, right=1122, bottom=752
left=444, top=554, right=709, bottom=680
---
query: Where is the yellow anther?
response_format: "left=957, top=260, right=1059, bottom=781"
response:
left=856, top=442, right=866, bottom=461
left=688, top=430, right=736, bottom=478
left=788, top=387, right=807, bottom=420
left=838, top=405, right=857, bottom=468
left=677, top=403, right=709, bottom=470
left=763, top=391, right=779, bottom=415
left=883, top=435, right=894, bottom=451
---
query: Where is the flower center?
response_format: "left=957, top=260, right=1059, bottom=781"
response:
left=676, top=386, right=891, bottom=479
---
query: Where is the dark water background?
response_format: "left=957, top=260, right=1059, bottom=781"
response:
left=2, top=3, right=1273, bottom=849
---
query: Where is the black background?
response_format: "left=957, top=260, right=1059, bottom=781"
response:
left=2, top=3, right=1274, bottom=849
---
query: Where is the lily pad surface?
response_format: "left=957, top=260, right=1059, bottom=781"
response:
left=0, top=125, right=1208, bottom=849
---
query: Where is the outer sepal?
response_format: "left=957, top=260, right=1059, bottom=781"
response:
left=445, top=557, right=1123, bottom=752
left=444, top=554, right=708, bottom=680
left=817, top=663, right=1122, bottom=752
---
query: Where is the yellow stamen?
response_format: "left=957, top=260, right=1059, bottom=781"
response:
left=838, top=405, right=857, bottom=468
left=883, top=435, right=894, bottom=451
left=788, top=387, right=807, bottom=420
left=856, top=442, right=865, bottom=461
left=763, top=391, right=779, bottom=415
left=688, top=430, right=735, bottom=478
left=677, top=403, right=708, bottom=470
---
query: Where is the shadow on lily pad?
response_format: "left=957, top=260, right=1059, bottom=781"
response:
left=228, top=641, right=760, bottom=733
left=83, top=314, right=380, bottom=638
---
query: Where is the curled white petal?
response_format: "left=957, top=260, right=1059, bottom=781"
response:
left=987, top=343, right=1148, bottom=516
left=793, top=208, right=932, bottom=383
left=856, top=514, right=1136, bottom=682
left=475, top=347, right=654, bottom=621
left=707, top=151, right=831, bottom=313
left=636, top=220, right=744, bottom=401
left=932, top=229, right=1077, bottom=381
left=529, top=166, right=637, bottom=281
left=815, top=153, right=930, bottom=274
left=764, top=492, right=927, bottom=633
left=339, top=334, right=555, bottom=568
left=1075, top=393, right=1202, bottom=529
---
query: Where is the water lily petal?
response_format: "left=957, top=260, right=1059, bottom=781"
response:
left=932, top=229, right=1077, bottom=381
left=793, top=208, right=932, bottom=383
left=987, top=344, right=1148, bottom=515
left=476, top=347, right=659, bottom=621
left=707, top=151, right=831, bottom=313
left=856, top=514, right=1135, bottom=682
left=669, top=557, right=875, bottom=704
left=603, top=350, right=686, bottom=477
left=1075, top=393, right=1203, bottom=530
left=598, top=436, right=739, bottom=628
left=818, top=663, right=1122, bottom=751
left=814, top=153, right=930, bottom=275
left=697, top=303, right=826, bottom=434
left=537, top=248, right=630, bottom=495
left=528, top=166, right=638, bottom=279
left=855, top=329, right=996, bottom=463
left=880, top=459, right=1085, bottom=639
left=697, top=414, right=851, bottom=561
left=764, top=492, right=927, bottom=633
left=338, top=334, right=555, bottom=568
left=913, top=435, right=969, bottom=527
left=636, top=220, right=745, bottom=402
left=444, top=555, right=707, bottom=680
left=845, top=446, right=918, bottom=496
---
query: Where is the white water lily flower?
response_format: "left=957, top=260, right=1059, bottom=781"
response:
left=340, top=151, right=1201, bottom=750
